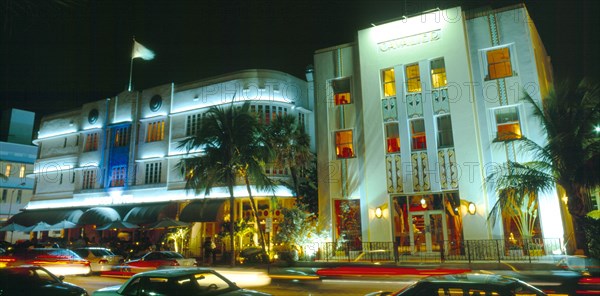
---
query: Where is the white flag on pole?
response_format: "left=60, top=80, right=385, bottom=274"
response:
left=132, top=40, right=155, bottom=60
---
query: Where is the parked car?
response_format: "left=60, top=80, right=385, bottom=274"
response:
left=93, top=267, right=271, bottom=296
left=0, top=248, right=91, bottom=276
left=365, top=273, right=547, bottom=296
left=73, top=247, right=124, bottom=273
left=125, top=251, right=197, bottom=271
left=0, top=265, right=88, bottom=296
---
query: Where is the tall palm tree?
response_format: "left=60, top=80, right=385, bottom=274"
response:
left=266, top=114, right=314, bottom=200
left=487, top=78, right=600, bottom=250
left=178, top=101, right=262, bottom=266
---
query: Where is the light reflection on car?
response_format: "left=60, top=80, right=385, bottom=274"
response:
left=0, top=248, right=91, bottom=276
left=73, top=247, right=124, bottom=273
left=93, top=267, right=271, bottom=296
left=365, top=273, right=547, bottom=296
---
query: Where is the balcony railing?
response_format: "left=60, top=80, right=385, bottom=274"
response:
left=297, top=238, right=565, bottom=263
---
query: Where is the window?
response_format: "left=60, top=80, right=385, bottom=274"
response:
left=298, top=113, right=305, bottom=130
left=335, top=130, right=354, bottom=158
left=382, top=68, right=396, bottom=97
left=145, top=162, right=162, bottom=184
left=110, top=166, right=127, bottom=187
left=186, top=113, right=202, bottom=137
left=436, top=115, right=454, bottom=148
left=332, top=78, right=351, bottom=105
left=71, top=171, right=75, bottom=183
left=405, top=64, right=421, bottom=93
left=84, top=133, right=99, bottom=152
left=410, top=119, right=427, bottom=150
left=4, top=164, right=11, bottom=177
left=114, top=126, right=131, bottom=147
left=430, top=58, right=447, bottom=88
left=19, top=164, right=25, bottom=178
left=82, top=169, right=96, bottom=189
left=147, top=120, right=165, bottom=142
left=1, top=189, right=6, bottom=203
left=487, top=47, right=513, bottom=80
left=495, top=106, right=522, bottom=141
left=385, top=123, right=400, bottom=153
left=265, top=105, right=271, bottom=125
left=16, top=190, right=21, bottom=204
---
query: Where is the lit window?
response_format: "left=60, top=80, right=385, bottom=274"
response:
left=405, top=64, right=421, bottom=93
left=385, top=123, right=400, bottom=153
left=495, top=106, right=522, bottom=141
left=82, top=169, right=96, bottom=189
left=430, top=58, right=447, bottom=88
left=84, top=132, right=99, bottom=152
left=147, top=120, right=165, bottom=142
left=335, top=130, right=354, bottom=158
left=145, top=162, right=162, bottom=184
left=382, top=68, right=396, bottom=97
left=110, top=166, right=127, bottom=187
left=19, top=164, right=25, bottom=178
left=487, top=47, right=513, bottom=80
left=436, top=115, right=454, bottom=148
left=5, top=164, right=11, bottom=176
left=410, top=119, right=427, bottom=150
left=114, top=126, right=131, bottom=147
left=332, top=78, right=351, bottom=105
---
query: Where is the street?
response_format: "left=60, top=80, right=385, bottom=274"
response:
left=63, top=274, right=415, bottom=296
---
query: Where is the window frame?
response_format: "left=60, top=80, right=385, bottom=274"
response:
left=382, top=68, right=396, bottom=97
left=335, top=129, right=355, bottom=159
left=410, top=118, right=427, bottom=151
left=430, top=58, right=447, bottom=89
left=482, top=45, right=516, bottom=81
left=385, top=123, right=400, bottom=154
left=146, top=120, right=165, bottom=143
left=493, top=105, right=523, bottom=141
left=405, top=63, right=422, bottom=93
left=436, top=114, right=454, bottom=148
left=332, top=78, right=352, bottom=106
left=144, top=162, right=162, bottom=184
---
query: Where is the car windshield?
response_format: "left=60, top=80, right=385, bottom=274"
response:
left=0, top=268, right=59, bottom=286
left=89, top=248, right=114, bottom=256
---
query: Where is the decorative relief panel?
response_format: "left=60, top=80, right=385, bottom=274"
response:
left=406, top=93, right=423, bottom=118
left=432, top=88, right=450, bottom=114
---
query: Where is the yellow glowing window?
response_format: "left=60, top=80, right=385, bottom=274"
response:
left=410, top=119, right=427, bottom=150
left=335, top=130, right=354, bottom=158
left=385, top=123, right=400, bottom=153
left=382, top=68, right=396, bottom=97
left=487, top=47, right=513, bottom=79
left=446, top=288, right=464, bottom=296
left=147, top=120, right=165, bottom=142
left=430, top=58, right=447, bottom=88
left=19, top=165, right=25, bottom=178
left=4, top=164, right=11, bottom=176
left=495, top=107, right=522, bottom=141
left=405, top=64, right=421, bottom=93
left=332, top=79, right=351, bottom=105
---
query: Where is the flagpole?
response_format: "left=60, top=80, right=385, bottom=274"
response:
left=128, top=37, right=135, bottom=91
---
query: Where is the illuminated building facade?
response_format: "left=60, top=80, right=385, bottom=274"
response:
left=16, top=69, right=314, bottom=254
left=314, top=4, right=568, bottom=254
left=0, top=109, right=37, bottom=243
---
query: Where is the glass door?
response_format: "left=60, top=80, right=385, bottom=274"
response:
left=409, top=210, right=447, bottom=254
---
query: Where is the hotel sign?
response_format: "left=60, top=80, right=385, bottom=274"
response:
left=378, top=29, right=441, bottom=52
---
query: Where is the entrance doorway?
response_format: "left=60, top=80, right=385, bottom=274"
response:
left=409, top=211, right=447, bottom=254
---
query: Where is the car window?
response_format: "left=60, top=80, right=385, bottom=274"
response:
left=140, top=277, right=171, bottom=295
left=122, top=277, right=142, bottom=296
left=145, top=252, right=160, bottom=260
left=34, top=268, right=57, bottom=285
left=194, top=272, right=231, bottom=292
left=90, top=249, right=112, bottom=256
left=73, top=249, right=88, bottom=258
left=164, top=252, right=183, bottom=259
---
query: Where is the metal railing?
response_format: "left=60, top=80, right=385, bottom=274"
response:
left=297, top=238, right=565, bottom=263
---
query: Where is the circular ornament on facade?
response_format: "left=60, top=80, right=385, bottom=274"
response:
left=88, top=109, right=99, bottom=124
left=149, top=95, right=162, bottom=112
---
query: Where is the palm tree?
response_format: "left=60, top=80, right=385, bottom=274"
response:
left=265, top=114, right=314, bottom=200
left=487, top=78, right=600, bottom=251
left=178, top=101, right=263, bottom=266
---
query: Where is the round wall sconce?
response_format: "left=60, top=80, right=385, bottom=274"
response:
left=467, top=202, right=477, bottom=215
left=420, top=197, right=427, bottom=209
left=375, top=207, right=383, bottom=219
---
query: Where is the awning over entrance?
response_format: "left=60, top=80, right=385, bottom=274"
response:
left=78, top=207, right=121, bottom=225
left=8, top=209, right=84, bottom=227
left=123, top=203, right=177, bottom=225
left=179, top=199, right=226, bottom=222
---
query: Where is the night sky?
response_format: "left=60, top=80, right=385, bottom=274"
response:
left=1, top=0, right=598, bottom=126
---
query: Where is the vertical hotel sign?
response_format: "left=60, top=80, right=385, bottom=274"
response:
left=378, top=29, right=441, bottom=52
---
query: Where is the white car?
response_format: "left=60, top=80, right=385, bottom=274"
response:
left=73, top=247, right=124, bottom=272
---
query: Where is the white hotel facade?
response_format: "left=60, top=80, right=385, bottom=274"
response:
left=314, top=4, right=572, bottom=255
left=16, top=69, right=314, bottom=254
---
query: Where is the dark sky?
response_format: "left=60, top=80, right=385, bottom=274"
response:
left=1, top=0, right=598, bottom=125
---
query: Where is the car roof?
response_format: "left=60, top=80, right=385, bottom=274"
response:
left=422, top=273, right=520, bottom=286
left=131, top=267, right=215, bottom=278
